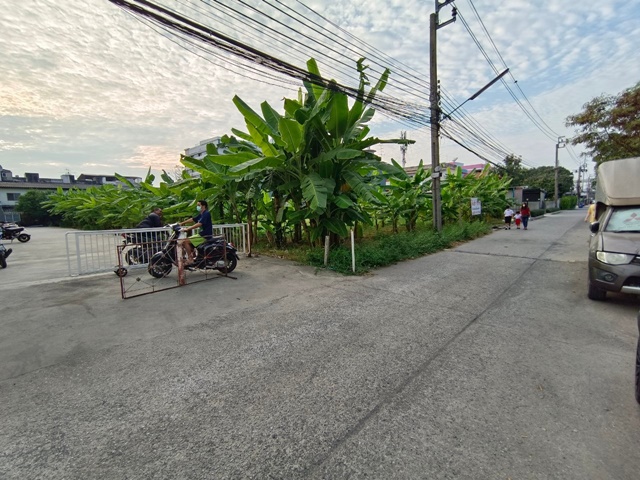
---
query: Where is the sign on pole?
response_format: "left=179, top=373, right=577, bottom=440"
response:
left=471, top=197, right=482, bottom=216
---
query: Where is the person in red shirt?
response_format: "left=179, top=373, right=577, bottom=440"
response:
left=520, top=203, right=531, bottom=230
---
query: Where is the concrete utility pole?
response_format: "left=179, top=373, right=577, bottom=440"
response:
left=576, top=162, right=587, bottom=201
left=554, top=136, right=565, bottom=208
left=430, top=0, right=456, bottom=232
left=400, top=131, right=407, bottom=168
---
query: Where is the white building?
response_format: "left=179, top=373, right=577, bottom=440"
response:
left=183, top=137, right=226, bottom=160
left=0, top=165, right=141, bottom=222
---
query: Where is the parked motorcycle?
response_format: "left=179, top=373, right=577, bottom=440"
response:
left=147, top=224, right=239, bottom=278
left=0, top=222, right=31, bottom=243
left=121, top=230, right=168, bottom=266
left=0, top=243, right=12, bottom=268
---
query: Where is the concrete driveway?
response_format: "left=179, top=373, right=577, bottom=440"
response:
left=1, top=211, right=639, bottom=479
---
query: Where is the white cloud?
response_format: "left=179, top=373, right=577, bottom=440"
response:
left=0, top=0, right=638, bottom=181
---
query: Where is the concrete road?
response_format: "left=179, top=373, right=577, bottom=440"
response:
left=1, top=211, right=639, bottom=479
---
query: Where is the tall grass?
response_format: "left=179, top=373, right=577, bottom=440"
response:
left=306, top=221, right=492, bottom=274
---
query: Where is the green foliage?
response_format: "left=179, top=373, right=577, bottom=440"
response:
left=44, top=170, right=196, bottom=229
left=530, top=209, right=546, bottom=217
left=560, top=195, right=578, bottom=210
left=306, top=220, right=491, bottom=274
left=376, top=159, right=431, bottom=233
left=566, top=81, right=640, bottom=164
left=183, top=58, right=409, bottom=246
left=15, top=190, right=59, bottom=226
left=545, top=207, right=560, bottom=214
left=522, top=166, right=574, bottom=200
left=498, top=154, right=525, bottom=185
left=441, top=164, right=511, bottom=222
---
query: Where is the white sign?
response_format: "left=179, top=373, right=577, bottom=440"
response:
left=471, top=197, right=482, bottom=216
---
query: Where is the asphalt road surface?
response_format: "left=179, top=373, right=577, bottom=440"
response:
left=1, top=210, right=639, bottom=479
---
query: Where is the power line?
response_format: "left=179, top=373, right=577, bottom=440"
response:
left=454, top=6, right=560, bottom=144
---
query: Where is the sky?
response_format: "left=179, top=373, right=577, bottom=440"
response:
left=1, top=0, right=639, bottom=182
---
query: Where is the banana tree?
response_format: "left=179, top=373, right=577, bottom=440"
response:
left=380, top=159, right=432, bottom=232
left=441, top=165, right=511, bottom=223
left=188, top=58, right=408, bottom=247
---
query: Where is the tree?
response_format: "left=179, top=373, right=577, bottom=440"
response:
left=183, top=58, right=408, bottom=247
left=522, top=166, right=574, bottom=200
left=499, top=154, right=525, bottom=186
left=15, top=190, right=59, bottom=226
left=566, top=81, right=640, bottom=164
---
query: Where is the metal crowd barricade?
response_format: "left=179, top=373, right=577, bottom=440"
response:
left=65, top=223, right=247, bottom=277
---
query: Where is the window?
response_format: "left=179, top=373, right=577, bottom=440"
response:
left=606, top=206, right=640, bottom=232
left=7, top=193, right=21, bottom=201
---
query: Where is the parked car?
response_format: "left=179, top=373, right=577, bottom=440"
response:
left=587, top=157, right=640, bottom=301
left=636, top=310, right=640, bottom=404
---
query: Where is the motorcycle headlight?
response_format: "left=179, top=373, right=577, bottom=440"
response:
left=596, top=251, right=635, bottom=265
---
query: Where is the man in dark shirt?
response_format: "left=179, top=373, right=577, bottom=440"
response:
left=179, top=200, right=212, bottom=262
left=136, top=207, right=163, bottom=228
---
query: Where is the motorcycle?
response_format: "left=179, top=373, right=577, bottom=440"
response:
left=147, top=224, right=239, bottom=278
left=121, top=230, right=168, bottom=266
left=0, top=243, right=12, bottom=268
left=0, top=222, right=31, bottom=243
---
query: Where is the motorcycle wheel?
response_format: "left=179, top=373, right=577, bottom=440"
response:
left=114, top=267, right=128, bottom=277
left=216, top=255, right=238, bottom=274
left=18, top=234, right=30, bottom=243
left=0, top=254, right=6, bottom=269
left=148, top=257, right=172, bottom=278
left=125, top=247, right=143, bottom=265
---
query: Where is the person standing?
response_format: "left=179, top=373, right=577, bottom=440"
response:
left=179, top=200, right=212, bottom=263
left=514, top=211, right=522, bottom=229
left=584, top=201, right=596, bottom=223
left=520, top=203, right=531, bottom=230
left=504, top=206, right=514, bottom=229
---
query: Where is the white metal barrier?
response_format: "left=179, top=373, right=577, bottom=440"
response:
left=66, top=224, right=247, bottom=276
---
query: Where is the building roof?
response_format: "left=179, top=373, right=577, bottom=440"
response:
left=0, top=181, right=93, bottom=190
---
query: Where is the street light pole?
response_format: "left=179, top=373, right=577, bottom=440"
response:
left=554, top=136, right=565, bottom=208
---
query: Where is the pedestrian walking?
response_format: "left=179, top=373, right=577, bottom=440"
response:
left=584, top=200, right=596, bottom=223
left=504, top=207, right=514, bottom=229
left=520, top=203, right=531, bottom=230
left=514, top=211, right=522, bottom=229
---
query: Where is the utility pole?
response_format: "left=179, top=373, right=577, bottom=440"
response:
left=400, top=131, right=407, bottom=168
left=576, top=162, right=587, bottom=202
left=554, top=136, right=565, bottom=208
left=430, top=0, right=456, bottom=232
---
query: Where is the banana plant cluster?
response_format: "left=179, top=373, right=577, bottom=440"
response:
left=44, top=170, right=200, bottom=229
left=440, top=164, right=511, bottom=222
left=374, top=159, right=432, bottom=232
left=182, top=58, right=408, bottom=246
left=43, top=59, right=511, bottom=241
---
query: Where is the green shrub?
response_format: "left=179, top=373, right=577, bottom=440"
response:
left=306, top=221, right=492, bottom=274
left=530, top=209, right=545, bottom=217
left=546, top=207, right=560, bottom=214
left=560, top=196, right=578, bottom=210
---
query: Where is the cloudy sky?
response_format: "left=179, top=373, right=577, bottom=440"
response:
left=1, top=0, right=639, bottom=182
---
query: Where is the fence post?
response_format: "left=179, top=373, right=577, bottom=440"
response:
left=324, top=235, right=330, bottom=266
left=351, top=229, right=356, bottom=273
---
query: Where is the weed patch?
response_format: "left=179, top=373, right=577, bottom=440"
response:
left=306, top=221, right=491, bottom=274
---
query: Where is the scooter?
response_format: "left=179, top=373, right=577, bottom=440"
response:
left=0, top=222, right=31, bottom=243
left=147, top=224, right=239, bottom=278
